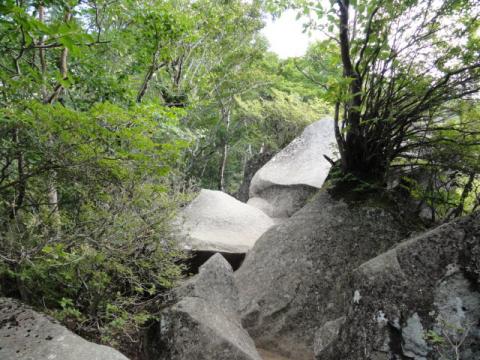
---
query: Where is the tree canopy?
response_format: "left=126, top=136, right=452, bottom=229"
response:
left=297, top=0, right=480, bottom=185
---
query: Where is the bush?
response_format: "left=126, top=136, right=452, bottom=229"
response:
left=0, top=101, right=192, bottom=356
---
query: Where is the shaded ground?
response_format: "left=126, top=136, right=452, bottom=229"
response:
left=258, top=349, right=292, bottom=360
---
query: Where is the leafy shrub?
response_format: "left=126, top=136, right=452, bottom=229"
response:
left=0, top=101, right=192, bottom=356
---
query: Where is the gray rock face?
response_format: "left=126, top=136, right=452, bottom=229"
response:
left=247, top=119, right=336, bottom=219
left=248, top=185, right=317, bottom=219
left=313, top=317, right=345, bottom=358
left=236, top=190, right=414, bottom=359
left=180, top=189, right=275, bottom=253
left=0, top=297, right=129, bottom=360
left=156, top=254, right=261, bottom=360
left=402, top=313, right=430, bottom=359
left=175, top=253, right=240, bottom=318
left=249, top=119, right=336, bottom=193
left=322, top=211, right=480, bottom=360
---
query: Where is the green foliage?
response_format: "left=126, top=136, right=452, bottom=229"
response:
left=0, top=0, right=296, bottom=355
left=425, top=317, right=476, bottom=360
left=184, top=50, right=334, bottom=192
left=0, top=100, right=191, bottom=353
left=399, top=102, right=480, bottom=221
left=291, top=40, right=343, bottom=104
left=3, top=185, right=187, bottom=345
left=237, top=88, right=329, bottom=149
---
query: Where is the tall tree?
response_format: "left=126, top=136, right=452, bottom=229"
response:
left=302, top=0, right=480, bottom=183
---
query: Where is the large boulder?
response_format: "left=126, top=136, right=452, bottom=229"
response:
left=235, top=190, right=418, bottom=359
left=320, top=211, right=480, bottom=360
left=180, top=189, right=275, bottom=253
left=0, top=297, right=128, bottom=360
left=174, top=253, right=241, bottom=318
left=247, top=119, right=336, bottom=219
left=151, top=253, right=262, bottom=360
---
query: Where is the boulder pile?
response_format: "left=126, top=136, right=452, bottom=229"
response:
left=4, top=118, right=479, bottom=360
left=178, top=119, right=337, bottom=273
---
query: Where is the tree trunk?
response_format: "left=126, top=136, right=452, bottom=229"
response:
left=336, top=0, right=386, bottom=182
left=136, top=42, right=164, bottom=103
left=137, top=64, right=156, bottom=103
left=10, top=127, right=26, bottom=220
left=218, top=108, right=231, bottom=192
left=44, top=6, right=72, bottom=227
left=448, top=172, right=476, bottom=219
left=45, top=9, right=71, bottom=104
left=38, top=2, right=47, bottom=101
left=48, top=171, right=60, bottom=228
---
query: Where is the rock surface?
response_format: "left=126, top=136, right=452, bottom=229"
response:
left=0, top=297, right=128, bottom=360
left=180, top=189, right=275, bottom=253
left=249, top=119, right=337, bottom=193
left=174, top=253, right=240, bottom=318
left=313, top=316, right=345, bottom=358
left=321, top=211, right=480, bottom=360
left=236, top=190, right=416, bottom=359
left=247, top=119, right=336, bottom=219
left=154, top=253, right=261, bottom=360
left=247, top=185, right=318, bottom=219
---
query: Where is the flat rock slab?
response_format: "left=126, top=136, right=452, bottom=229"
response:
left=249, top=119, right=336, bottom=195
left=180, top=189, right=275, bottom=253
left=0, top=297, right=129, bottom=360
left=248, top=119, right=336, bottom=218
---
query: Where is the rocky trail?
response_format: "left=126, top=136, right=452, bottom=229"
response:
left=1, top=118, right=479, bottom=359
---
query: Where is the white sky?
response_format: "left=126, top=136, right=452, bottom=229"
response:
left=262, top=5, right=480, bottom=59
left=261, top=9, right=324, bottom=59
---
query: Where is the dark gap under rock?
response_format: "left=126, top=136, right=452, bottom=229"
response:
left=183, top=250, right=246, bottom=274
